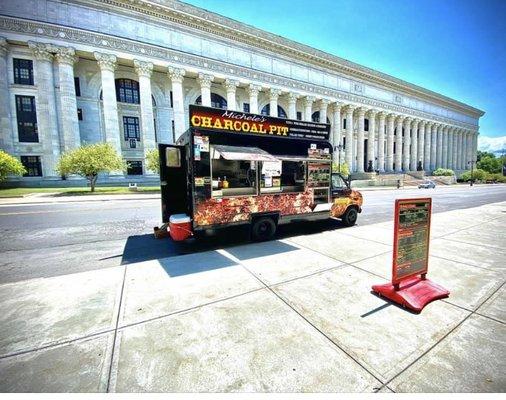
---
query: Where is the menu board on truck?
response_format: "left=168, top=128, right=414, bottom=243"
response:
left=392, top=198, right=432, bottom=285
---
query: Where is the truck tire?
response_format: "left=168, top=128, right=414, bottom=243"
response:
left=341, top=207, right=358, bottom=227
left=251, top=217, right=277, bottom=241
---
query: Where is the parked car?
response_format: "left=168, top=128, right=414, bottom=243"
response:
left=418, top=180, right=436, bottom=189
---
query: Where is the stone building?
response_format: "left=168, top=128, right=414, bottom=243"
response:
left=0, top=0, right=484, bottom=182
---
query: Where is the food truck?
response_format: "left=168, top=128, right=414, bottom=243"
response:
left=158, top=105, right=363, bottom=241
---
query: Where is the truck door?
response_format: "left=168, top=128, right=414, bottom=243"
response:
left=159, top=143, right=189, bottom=223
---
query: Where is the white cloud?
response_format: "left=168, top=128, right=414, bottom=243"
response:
left=478, top=135, right=506, bottom=155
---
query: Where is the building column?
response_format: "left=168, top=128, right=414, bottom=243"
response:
left=442, top=125, right=449, bottom=169
left=447, top=127, right=454, bottom=170
left=417, top=121, right=425, bottom=171
left=344, top=105, right=355, bottom=170
left=456, top=129, right=462, bottom=170
left=386, top=114, right=395, bottom=172
left=167, top=67, right=185, bottom=142
left=287, top=93, right=298, bottom=120
left=402, top=117, right=412, bottom=171
left=269, top=88, right=281, bottom=117
left=356, top=107, right=366, bottom=173
left=466, top=131, right=474, bottom=170
left=197, top=73, right=213, bottom=107
left=395, top=116, right=404, bottom=173
left=436, top=124, right=443, bottom=169
left=319, top=99, right=329, bottom=123
left=471, top=131, right=478, bottom=166
left=94, top=52, right=122, bottom=157
left=55, top=46, right=80, bottom=152
left=367, top=110, right=376, bottom=171
left=410, top=119, right=419, bottom=171
left=303, top=96, right=314, bottom=122
left=451, top=128, right=458, bottom=170
left=423, top=122, right=432, bottom=171
left=462, top=129, right=469, bottom=170
left=247, top=84, right=261, bottom=114
left=430, top=123, right=438, bottom=171
left=0, top=38, right=13, bottom=155
left=331, top=103, right=342, bottom=167
left=134, top=60, right=156, bottom=168
left=462, top=130, right=468, bottom=170
left=29, top=41, right=61, bottom=178
left=377, top=112, right=386, bottom=172
left=224, top=79, right=239, bottom=111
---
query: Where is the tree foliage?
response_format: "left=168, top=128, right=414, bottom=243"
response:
left=460, top=168, right=487, bottom=182
left=56, top=143, right=125, bottom=191
left=433, top=168, right=455, bottom=176
left=332, top=162, right=350, bottom=177
left=0, top=150, right=26, bottom=180
left=477, top=155, right=502, bottom=174
left=145, top=148, right=160, bottom=174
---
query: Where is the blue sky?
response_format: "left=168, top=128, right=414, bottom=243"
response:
left=184, top=0, right=506, bottom=150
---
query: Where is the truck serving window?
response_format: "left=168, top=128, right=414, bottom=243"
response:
left=211, top=159, right=256, bottom=197
left=260, top=160, right=305, bottom=194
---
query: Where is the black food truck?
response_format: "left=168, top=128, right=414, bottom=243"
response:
left=158, top=105, right=363, bottom=241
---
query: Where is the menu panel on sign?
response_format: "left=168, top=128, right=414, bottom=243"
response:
left=392, top=198, right=432, bottom=284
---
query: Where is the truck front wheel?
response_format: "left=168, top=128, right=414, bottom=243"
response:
left=251, top=217, right=277, bottom=241
left=341, top=207, right=358, bottom=227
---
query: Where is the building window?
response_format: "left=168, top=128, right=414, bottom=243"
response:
left=116, top=79, right=140, bottom=104
left=169, top=91, right=173, bottom=108
left=13, top=58, right=34, bottom=85
left=77, top=108, right=83, bottom=121
left=154, top=119, right=157, bottom=143
left=126, top=160, right=143, bottom=175
left=195, top=93, right=227, bottom=109
left=261, top=104, right=287, bottom=118
left=343, top=119, right=347, bottom=129
left=15, top=95, right=38, bottom=142
left=343, top=137, right=346, bottom=150
left=296, top=111, right=302, bottom=121
left=243, top=103, right=250, bottom=113
left=123, top=116, right=140, bottom=141
left=364, top=119, right=369, bottom=132
left=74, top=77, right=81, bottom=96
left=20, top=156, right=42, bottom=177
left=311, top=111, right=320, bottom=123
left=171, top=120, right=175, bottom=143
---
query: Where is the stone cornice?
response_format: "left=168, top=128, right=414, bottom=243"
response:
left=0, top=15, right=479, bottom=130
left=84, top=0, right=484, bottom=118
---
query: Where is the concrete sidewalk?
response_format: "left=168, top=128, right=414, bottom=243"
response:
left=0, top=201, right=504, bottom=392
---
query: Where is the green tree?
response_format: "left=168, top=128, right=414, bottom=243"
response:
left=56, top=143, right=125, bottom=192
left=332, top=162, right=350, bottom=177
left=477, top=155, right=502, bottom=173
left=476, top=150, right=495, bottom=162
left=0, top=150, right=26, bottom=180
left=145, top=148, right=160, bottom=174
left=461, top=168, right=487, bottom=182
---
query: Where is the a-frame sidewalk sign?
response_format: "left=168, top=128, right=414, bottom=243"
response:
left=372, top=198, right=449, bottom=313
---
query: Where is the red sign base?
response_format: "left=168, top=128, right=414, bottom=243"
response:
left=372, top=276, right=449, bottom=313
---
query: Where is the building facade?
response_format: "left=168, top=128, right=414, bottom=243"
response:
left=0, top=0, right=484, bottom=182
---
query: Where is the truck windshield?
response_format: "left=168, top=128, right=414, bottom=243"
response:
left=331, top=174, right=347, bottom=189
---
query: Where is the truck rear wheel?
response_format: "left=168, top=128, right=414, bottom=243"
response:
left=251, top=217, right=277, bottom=241
left=341, top=207, right=358, bottom=227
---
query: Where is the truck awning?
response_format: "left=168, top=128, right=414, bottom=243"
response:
left=212, top=145, right=279, bottom=162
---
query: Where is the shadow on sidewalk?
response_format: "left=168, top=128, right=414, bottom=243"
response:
left=121, top=218, right=347, bottom=266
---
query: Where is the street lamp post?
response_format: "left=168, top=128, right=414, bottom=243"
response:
left=468, top=160, right=476, bottom=186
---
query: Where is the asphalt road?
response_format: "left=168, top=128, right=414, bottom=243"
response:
left=0, top=184, right=505, bottom=284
